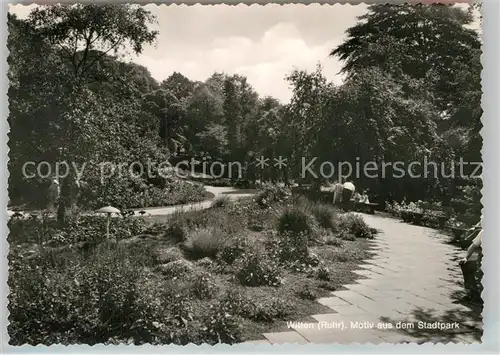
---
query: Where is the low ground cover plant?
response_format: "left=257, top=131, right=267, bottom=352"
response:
left=8, top=187, right=374, bottom=345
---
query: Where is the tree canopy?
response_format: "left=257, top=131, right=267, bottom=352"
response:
left=8, top=3, right=482, bottom=217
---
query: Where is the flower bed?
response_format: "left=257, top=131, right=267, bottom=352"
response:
left=8, top=191, right=375, bottom=346
left=385, top=200, right=469, bottom=230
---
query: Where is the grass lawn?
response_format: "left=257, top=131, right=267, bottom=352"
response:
left=8, top=187, right=375, bottom=345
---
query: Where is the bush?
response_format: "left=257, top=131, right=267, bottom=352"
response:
left=221, top=290, right=254, bottom=318
left=306, top=252, right=320, bottom=267
left=338, top=214, right=373, bottom=239
left=330, top=248, right=369, bottom=263
left=157, top=259, right=195, bottom=279
left=217, top=235, right=250, bottom=265
left=221, top=291, right=293, bottom=323
left=250, top=298, right=294, bottom=323
left=255, top=184, right=291, bottom=208
left=163, top=222, right=188, bottom=244
left=278, top=207, right=315, bottom=236
left=385, top=201, right=401, bottom=216
left=190, top=272, right=218, bottom=299
left=236, top=253, right=282, bottom=287
left=211, top=195, right=232, bottom=208
left=118, top=239, right=159, bottom=267
left=323, top=235, right=344, bottom=246
left=338, top=230, right=356, bottom=241
left=309, top=203, right=337, bottom=230
left=155, top=247, right=183, bottom=264
left=182, top=227, right=230, bottom=260
left=8, top=247, right=144, bottom=345
left=316, top=266, right=331, bottom=281
left=273, top=231, right=310, bottom=263
left=200, top=303, right=244, bottom=345
left=195, top=257, right=216, bottom=270
left=79, top=175, right=206, bottom=210
left=8, top=214, right=149, bottom=248
left=296, top=284, right=318, bottom=300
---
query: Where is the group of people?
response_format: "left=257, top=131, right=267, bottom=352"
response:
left=330, top=180, right=370, bottom=208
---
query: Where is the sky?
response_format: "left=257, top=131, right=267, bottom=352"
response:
left=9, top=3, right=478, bottom=103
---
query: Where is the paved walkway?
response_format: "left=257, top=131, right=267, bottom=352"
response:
left=129, top=186, right=255, bottom=216
left=245, top=214, right=483, bottom=344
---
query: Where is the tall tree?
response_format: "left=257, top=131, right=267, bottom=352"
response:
left=331, top=4, right=481, bottom=119
left=285, top=65, right=333, bottom=186
left=19, top=4, right=158, bottom=221
left=143, top=89, right=187, bottom=155
left=161, top=72, right=195, bottom=100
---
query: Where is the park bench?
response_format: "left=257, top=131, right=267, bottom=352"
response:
left=353, top=202, right=379, bottom=214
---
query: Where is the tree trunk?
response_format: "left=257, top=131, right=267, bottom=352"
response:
left=57, top=171, right=76, bottom=224
left=57, top=178, right=69, bottom=224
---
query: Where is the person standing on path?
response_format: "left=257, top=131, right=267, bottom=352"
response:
left=47, top=177, right=60, bottom=212
left=332, top=181, right=344, bottom=205
left=342, top=181, right=355, bottom=211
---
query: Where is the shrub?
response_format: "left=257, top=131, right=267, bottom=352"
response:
left=309, top=203, right=337, bottom=230
left=272, top=231, right=310, bottom=263
left=211, top=195, right=232, bottom=208
left=255, top=184, right=291, bottom=208
left=316, top=266, right=331, bottom=281
left=221, top=290, right=255, bottom=318
left=163, top=222, right=187, bottom=244
left=217, top=235, right=250, bottom=265
left=278, top=207, right=315, bottom=236
left=182, top=227, right=230, bottom=260
left=119, top=240, right=159, bottom=267
left=155, top=247, right=183, bottom=264
left=236, top=253, right=282, bottom=287
left=306, top=252, right=320, bottom=267
left=200, top=304, right=244, bottom=345
left=190, top=272, right=218, bottom=299
left=157, top=259, right=195, bottom=279
left=79, top=175, right=206, bottom=210
left=195, top=257, right=216, bottom=270
left=338, top=230, right=356, bottom=241
left=250, top=298, right=294, bottom=323
left=324, top=235, right=344, bottom=246
left=8, top=214, right=149, bottom=248
left=385, top=201, right=402, bottom=216
left=330, top=249, right=369, bottom=263
left=8, top=247, right=144, bottom=345
left=338, top=214, right=373, bottom=239
left=268, top=298, right=294, bottom=319
left=297, top=284, right=318, bottom=300
left=112, top=217, right=148, bottom=239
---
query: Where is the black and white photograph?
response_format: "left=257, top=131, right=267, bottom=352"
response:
left=6, top=2, right=483, bottom=345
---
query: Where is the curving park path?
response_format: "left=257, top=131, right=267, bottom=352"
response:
left=7, top=185, right=256, bottom=218
left=245, top=213, right=483, bottom=345
left=129, top=185, right=256, bottom=216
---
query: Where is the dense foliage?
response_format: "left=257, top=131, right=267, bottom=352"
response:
left=8, top=4, right=482, bottom=219
left=8, top=189, right=374, bottom=345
